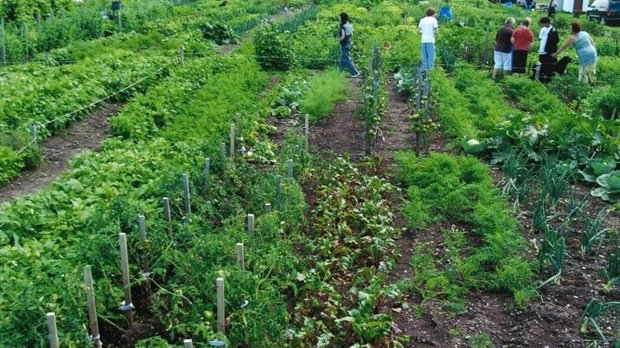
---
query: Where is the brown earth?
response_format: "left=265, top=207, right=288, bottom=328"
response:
left=0, top=102, right=122, bottom=203
left=287, top=75, right=620, bottom=347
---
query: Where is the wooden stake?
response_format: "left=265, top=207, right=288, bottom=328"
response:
left=182, top=173, right=191, bottom=216
left=119, top=233, right=134, bottom=327
left=229, top=123, right=235, bottom=158
left=46, top=312, right=59, bottom=348
left=162, top=197, right=171, bottom=223
left=304, top=114, right=309, bottom=152
left=220, top=142, right=226, bottom=160
left=205, top=158, right=211, bottom=193
left=236, top=243, right=244, bottom=271
left=247, top=214, right=255, bottom=236
left=287, top=159, right=293, bottom=178
left=84, top=266, right=102, bottom=348
left=183, top=339, right=193, bottom=348
left=216, top=277, right=225, bottom=334
left=264, top=203, right=272, bottom=213
left=275, top=175, right=282, bottom=210
left=137, top=215, right=150, bottom=276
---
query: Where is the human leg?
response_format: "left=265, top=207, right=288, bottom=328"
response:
left=340, top=44, right=359, bottom=76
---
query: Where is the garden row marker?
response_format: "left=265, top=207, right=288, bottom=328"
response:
left=229, top=124, right=235, bottom=158
left=237, top=243, right=245, bottom=270
left=265, top=202, right=272, bottom=213
left=84, top=266, right=102, bottom=348
left=138, top=215, right=151, bottom=280
left=179, top=46, right=185, bottom=64
left=183, top=173, right=191, bottom=218
left=163, top=197, right=171, bottom=223
left=275, top=175, right=282, bottom=210
left=220, top=142, right=226, bottom=160
left=205, top=158, right=211, bottom=192
left=287, top=159, right=293, bottom=178
left=304, top=114, right=309, bottom=152
left=119, top=233, right=134, bottom=327
left=247, top=214, right=255, bottom=236
left=1, top=19, right=6, bottom=66
left=47, top=312, right=59, bottom=348
left=184, top=339, right=193, bottom=348
left=217, top=277, right=225, bottom=334
left=31, top=123, right=38, bottom=142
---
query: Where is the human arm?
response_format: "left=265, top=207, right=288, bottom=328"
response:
left=339, top=27, right=345, bottom=42
left=553, top=36, right=576, bottom=56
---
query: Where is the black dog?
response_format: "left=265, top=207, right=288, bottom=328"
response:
left=532, top=56, right=572, bottom=83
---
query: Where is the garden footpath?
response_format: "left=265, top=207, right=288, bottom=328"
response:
left=0, top=102, right=122, bottom=203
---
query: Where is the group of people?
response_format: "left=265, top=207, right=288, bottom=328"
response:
left=337, top=8, right=598, bottom=84
left=493, top=16, right=597, bottom=83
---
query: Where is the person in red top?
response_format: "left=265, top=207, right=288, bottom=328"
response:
left=511, top=18, right=534, bottom=74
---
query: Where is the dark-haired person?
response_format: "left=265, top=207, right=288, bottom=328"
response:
left=510, top=18, right=533, bottom=74
left=554, top=22, right=597, bottom=83
left=493, top=17, right=515, bottom=79
left=338, top=12, right=360, bottom=78
left=537, top=16, right=559, bottom=80
left=417, top=7, right=439, bottom=72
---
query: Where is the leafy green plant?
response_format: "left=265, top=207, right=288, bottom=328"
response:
left=298, top=69, right=347, bottom=123
left=200, top=22, right=239, bottom=45
left=580, top=209, right=608, bottom=258
left=538, top=226, right=565, bottom=287
left=592, top=171, right=620, bottom=202
left=580, top=156, right=617, bottom=182
left=253, top=23, right=293, bottom=71
left=581, top=298, right=620, bottom=341
left=604, top=242, right=620, bottom=293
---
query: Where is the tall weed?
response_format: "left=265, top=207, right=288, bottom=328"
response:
left=299, top=69, right=348, bottom=123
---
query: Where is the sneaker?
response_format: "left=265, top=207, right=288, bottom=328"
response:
left=351, top=73, right=361, bottom=78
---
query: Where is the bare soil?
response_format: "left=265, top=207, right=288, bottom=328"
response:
left=0, top=102, right=122, bottom=203
left=294, top=76, right=620, bottom=347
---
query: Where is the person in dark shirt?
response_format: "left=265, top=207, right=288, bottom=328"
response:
left=493, top=17, right=515, bottom=79
left=537, top=16, right=560, bottom=80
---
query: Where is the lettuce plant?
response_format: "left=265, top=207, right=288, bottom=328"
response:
left=591, top=171, right=620, bottom=202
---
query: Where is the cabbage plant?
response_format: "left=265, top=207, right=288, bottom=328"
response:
left=591, top=171, right=620, bottom=202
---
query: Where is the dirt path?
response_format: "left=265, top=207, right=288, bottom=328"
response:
left=0, top=102, right=122, bottom=203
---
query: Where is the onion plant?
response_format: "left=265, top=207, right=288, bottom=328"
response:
left=604, top=242, right=620, bottom=293
left=581, top=298, right=620, bottom=341
left=538, top=225, right=565, bottom=287
left=580, top=209, right=609, bottom=259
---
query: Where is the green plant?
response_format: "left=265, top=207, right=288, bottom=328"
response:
left=538, top=226, right=565, bottom=287
left=581, top=298, right=620, bottom=341
left=200, top=22, right=239, bottom=45
left=592, top=171, right=620, bottom=202
left=580, top=156, right=617, bottom=182
left=604, top=242, right=620, bottom=293
left=253, top=23, right=293, bottom=71
left=580, top=209, right=608, bottom=258
left=298, top=69, right=347, bottom=122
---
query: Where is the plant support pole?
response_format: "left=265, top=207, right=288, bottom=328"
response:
left=287, top=159, right=293, bottom=178
left=138, top=215, right=150, bottom=277
left=47, top=312, right=59, bottom=348
left=305, top=114, right=309, bottom=152
left=162, top=197, right=171, bottom=223
left=184, top=339, right=193, bottom=348
left=265, top=202, right=272, bottom=213
left=182, top=173, right=191, bottom=217
left=217, top=277, right=225, bottom=334
left=237, top=243, right=245, bottom=270
left=229, top=123, right=235, bottom=158
left=247, top=214, right=255, bottom=236
left=205, top=158, right=211, bottom=193
left=119, top=233, right=134, bottom=327
left=1, top=19, right=6, bottom=66
left=84, top=266, right=102, bottom=348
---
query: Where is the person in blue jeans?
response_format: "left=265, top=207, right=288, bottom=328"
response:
left=417, top=7, right=439, bottom=72
left=338, top=12, right=360, bottom=78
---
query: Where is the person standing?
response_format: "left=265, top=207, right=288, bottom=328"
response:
left=417, top=7, right=439, bottom=72
left=338, top=12, right=360, bottom=78
left=554, top=22, right=597, bottom=83
left=510, top=18, right=533, bottom=74
left=537, top=16, right=559, bottom=80
left=493, top=17, right=515, bottom=79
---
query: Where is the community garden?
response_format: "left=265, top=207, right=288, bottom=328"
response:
left=0, top=0, right=619, bottom=347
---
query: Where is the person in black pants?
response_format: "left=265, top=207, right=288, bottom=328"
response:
left=537, top=17, right=559, bottom=81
